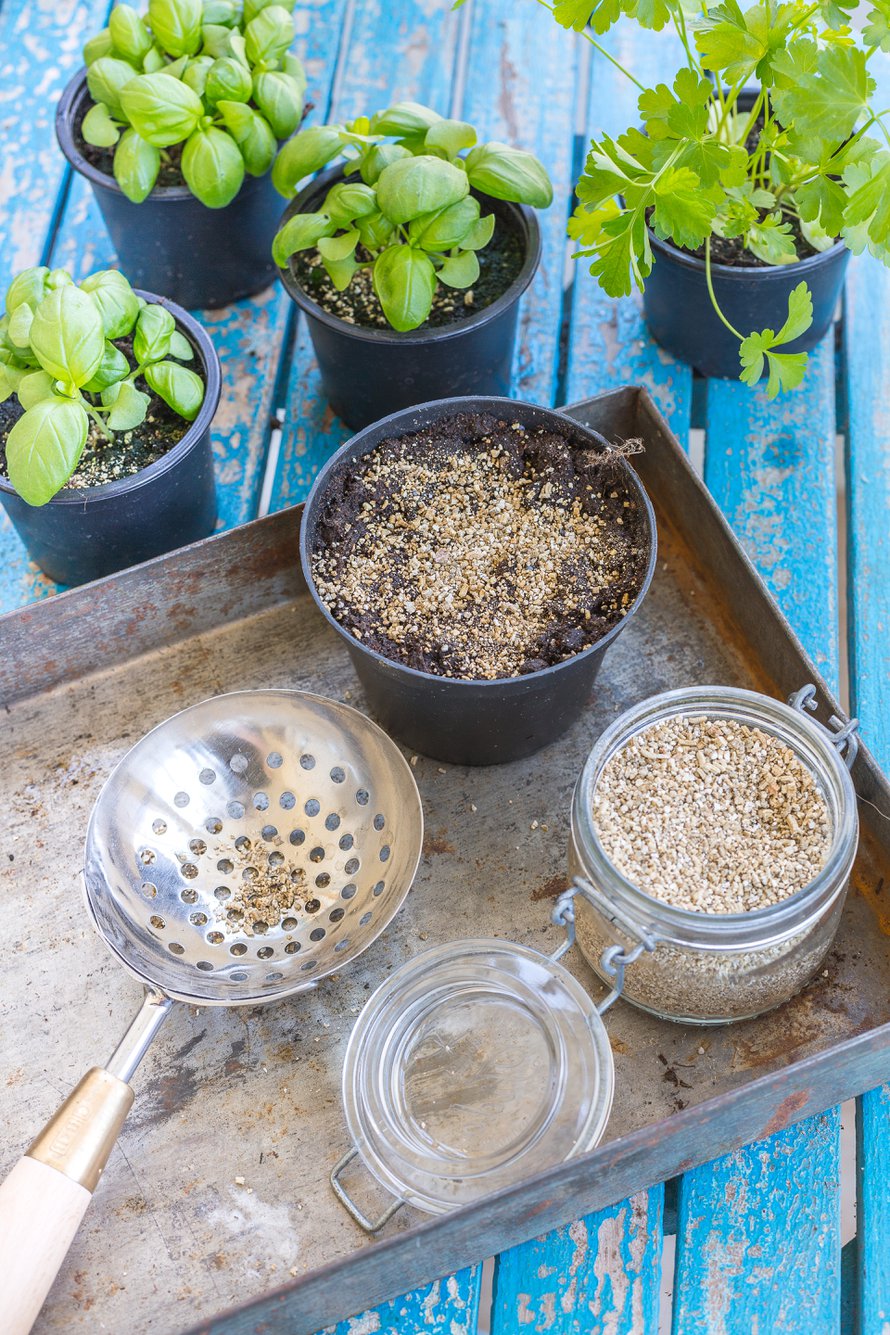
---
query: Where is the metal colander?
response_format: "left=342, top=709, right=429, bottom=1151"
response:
left=84, top=689, right=423, bottom=1005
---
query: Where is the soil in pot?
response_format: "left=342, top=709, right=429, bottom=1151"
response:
left=310, top=410, right=651, bottom=681
left=289, top=198, right=525, bottom=330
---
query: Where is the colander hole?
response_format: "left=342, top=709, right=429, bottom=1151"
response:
left=339, top=834, right=354, bottom=851
left=330, top=766, right=345, bottom=783
left=373, top=814, right=385, bottom=831
left=300, top=754, right=316, bottom=770
left=207, top=932, right=224, bottom=945
left=141, top=882, right=157, bottom=898
left=199, top=768, right=216, bottom=785
left=168, top=943, right=185, bottom=955
left=230, top=754, right=248, bottom=774
left=309, top=927, right=326, bottom=942
left=305, top=799, right=320, bottom=817
left=139, top=848, right=156, bottom=866
left=309, top=846, right=325, bottom=863
left=305, top=898, right=321, bottom=914
left=227, top=801, right=245, bottom=820
left=182, top=863, right=199, bottom=880
left=356, top=789, right=369, bottom=806
left=235, top=836, right=252, bottom=853
left=206, top=817, right=223, bottom=834
left=325, top=813, right=340, bottom=831
left=218, top=858, right=234, bottom=874
left=174, top=792, right=189, bottom=808
left=152, top=819, right=167, bottom=835
left=227, top=908, right=244, bottom=922
left=280, top=792, right=296, bottom=810
left=329, top=907, right=345, bottom=923
left=150, top=915, right=165, bottom=929
left=289, top=829, right=305, bottom=846
left=253, top=920, right=269, bottom=934
left=373, top=881, right=385, bottom=896
left=257, top=946, right=274, bottom=960
left=261, top=825, right=278, bottom=841
left=360, top=912, right=372, bottom=926
left=230, top=943, right=248, bottom=956
left=242, top=867, right=257, bottom=882
left=266, top=971, right=284, bottom=981
left=254, top=793, right=270, bottom=811
left=196, top=961, right=214, bottom=971
left=380, top=846, right=391, bottom=862
left=268, top=852, right=284, bottom=868
left=267, top=752, right=283, bottom=769
left=214, top=887, right=231, bottom=902
left=300, top=960, right=317, bottom=972
left=345, top=857, right=360, bottom=874
left=335, top=939, right=350, bottom=952
left=181, top=889, right=198, bottom=905
left=231, top=970, right=248, bottom=982
left=315, top=873, right=331, bottom=889
left=282, top=916, right=298, bottom=930
left=285, top=942, right=300, bottom=954
left=189, top=839, right=207, bottom=856
left=189, top=912, right=208, bottom=926
left=341, top=884, right=356, bottom=900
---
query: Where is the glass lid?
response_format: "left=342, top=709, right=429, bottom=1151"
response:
left=341, top=937, right=615, bottom=1215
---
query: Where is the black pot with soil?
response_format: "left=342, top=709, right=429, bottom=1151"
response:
left=640, top=91, right=850, bottom=379
left=300, top=396, right=657, bottom=766
left=278, top=167, right=542, bottom=431
left=0, top=291, right=220, bottom=588
left=56, top=70, right=286, bottom=310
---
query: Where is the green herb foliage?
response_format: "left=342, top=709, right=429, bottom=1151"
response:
left=271, top=103, right=553, bottom=331
left=82, top=0, right=305, bottom=208
left=532, top=0, right=890, bottom=394
left=0, top=267, right=204, bottom=505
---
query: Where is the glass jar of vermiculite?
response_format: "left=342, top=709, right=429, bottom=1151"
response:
left=568, top=686, right=860, bottom=1025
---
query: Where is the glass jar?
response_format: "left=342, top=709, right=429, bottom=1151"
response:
left=569, top=685, right=860, bottom=1025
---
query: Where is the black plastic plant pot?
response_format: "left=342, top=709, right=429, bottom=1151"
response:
left=0, top=292, right=220, bottom=588
left=299, top=397, right=658, bottom=766
left=278, top=167, right=542, bottom=431
left=57, top=70, right=283, bottom=310
left=640, top=89, right=850, bottom=378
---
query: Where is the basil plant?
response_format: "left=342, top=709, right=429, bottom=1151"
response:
left=271, top=102, right=553, bottom=331
left=82, top=0, right=306, bottom=208
left=0, top=267, right=204, bottom=506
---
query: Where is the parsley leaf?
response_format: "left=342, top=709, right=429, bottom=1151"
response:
left=738, top=281, right=813, bottom=398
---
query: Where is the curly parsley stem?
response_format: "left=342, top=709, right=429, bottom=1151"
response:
left=535, top=0, right=646, bottom=90
left=705, top=242, right=744, bottom=342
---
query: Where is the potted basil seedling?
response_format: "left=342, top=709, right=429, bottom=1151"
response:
left=271, top=102, right=553, bottom=428
left=0, top=266, right=220, bottom=586
left=56, top=0, right=306, bottom=309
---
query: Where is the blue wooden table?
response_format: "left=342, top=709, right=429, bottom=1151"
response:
left=1, top=0, right=888, bottom=1329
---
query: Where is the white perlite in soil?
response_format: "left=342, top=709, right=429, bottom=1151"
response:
left=592, top=715, right=832, bottom=912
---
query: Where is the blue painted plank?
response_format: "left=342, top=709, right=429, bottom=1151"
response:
left=673, top=1111, right=842, bottom=1333
left=857, top=1085, right=890, bottom=1335
left=269, top=0, right=472, bottom=507
left=318, top=1265, right=482, bottom=1335
left=563, top=25, right=693, bottom=437
left=491, top=1187, right=664, bottom=1334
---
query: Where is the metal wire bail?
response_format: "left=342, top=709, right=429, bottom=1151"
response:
left=550, top=878, right=658, bottom=1013
left=788, top=684, right=860, bottom=769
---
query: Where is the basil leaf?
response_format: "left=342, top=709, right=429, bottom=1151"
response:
left=120, top=72, right=203, bottom=146
left=202, top=0, right=240, bottom=22
left=253, top=70, right=304, bottom=139
left=437, top=248, right=479, bottom=288
left=182, top=54, right=214, bottom=96
left=81, top=341, right=131, bottom=392
left=0, top=361, right=26, bottom=402
left=109, top=5, right=153, bottom=62
left=206, top=56, right=253, bottom=104
left=322, top=181, right=378, bottom=226
left=272, top=210, right=334, bottom=266
left=160, top=54, right=189, bottom=79
left=424, top=119, right=477, bottom=159
left=372, top=245, right=435, bottom=331
left=113, top=128, right=161, bottom=202
left=134, top=303, right=175, bottom=362
left=6, top=267, right=49, bottom=316
left=244, top=5, right=294, bottom=65
left=370, top=102, right=443, bottom=136
left=201, top=22, right=233, bottom=56
left=86, top=57, right=138, bottom=119
left=228, top=31, right=248, bottom=65
left=169, top=330, right=194, bottom=359
left=144, top=360, right=205, bottom=418
left=142, top=45, right=166, bottom=72
left=6, top=398, right=89, bottom=506
left=47, top=270, right=73, bottom=290
left=80, top=270, right=140, bottom=339
left=409, top=196, right=480, bottom=250
left=106, top=380, right=150, bottom=430
left=83, top=29, right=114, bottom=64
left=181, top=126, right=246, bottom=207
left=358, top=142, right=411, bottom=185
left=356, top=209, right=395, bottom=251
left=460, top=213, right=496, bottom=251
left=8, top=304, right=34, bottom=348
left=317, top=228, right=359, bottom=262
left=271, top=126, right=343, bottom=196
left=82, top=102, right=121, bottom=148
left=17, top=370, right=57, bottom=410
left=376, top=154, right=469, bottom=224
left=322, top=253, right=358, bottom=290
left=282, top=52, right=307, bottom=96
left=244, top=0, right=296, bottom=18
left=216, top=102, right=276, bottom=176
left=465, top=142, right=553, bottom=208
left=147, top=0, right=202, bottom=56
left=30, top=287, right=105, bottom=388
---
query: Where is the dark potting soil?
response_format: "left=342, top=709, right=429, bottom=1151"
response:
left=311, top=411, right=651, bottom=681
left=290, top=201, right=525, bottom=330
left=74, top=98, right=188, bottom=188
left=0, top=333, right=201, bottom=491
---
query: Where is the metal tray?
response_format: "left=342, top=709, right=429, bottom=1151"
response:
left=1, top=387, right=888, bottom=1335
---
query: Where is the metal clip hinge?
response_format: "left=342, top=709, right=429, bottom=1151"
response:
left=788, top=684, right=860, bottom=768
left=330, top=1148, right=404, bottom=1233
left=550, top=879, right=657, bottom=1014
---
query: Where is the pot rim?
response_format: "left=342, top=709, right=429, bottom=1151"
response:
left=647, top=225, right=849, bottom=281
left=0, top=288, right=221, bottom=507
left=277, top=165, right=543, bottom=346
left=299, top=394, right=658, bottom=690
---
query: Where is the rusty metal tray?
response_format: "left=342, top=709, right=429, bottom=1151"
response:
left=2, top=386, right=888, bottom=1335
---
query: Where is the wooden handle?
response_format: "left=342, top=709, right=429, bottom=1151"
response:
left=0, top=1068, right=134, bottom=1334
left=0, top=1158, right=91, bottom=1334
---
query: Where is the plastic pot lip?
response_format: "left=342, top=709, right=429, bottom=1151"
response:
left=276, top=165, right=543, bottom=347
left=0, top=289, right=221, bottom=508
left=647, top=225, right=850, bottom=281
left=299, top=394, right=658, bottom=691
left=56, top=67, right=273, bottom=203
